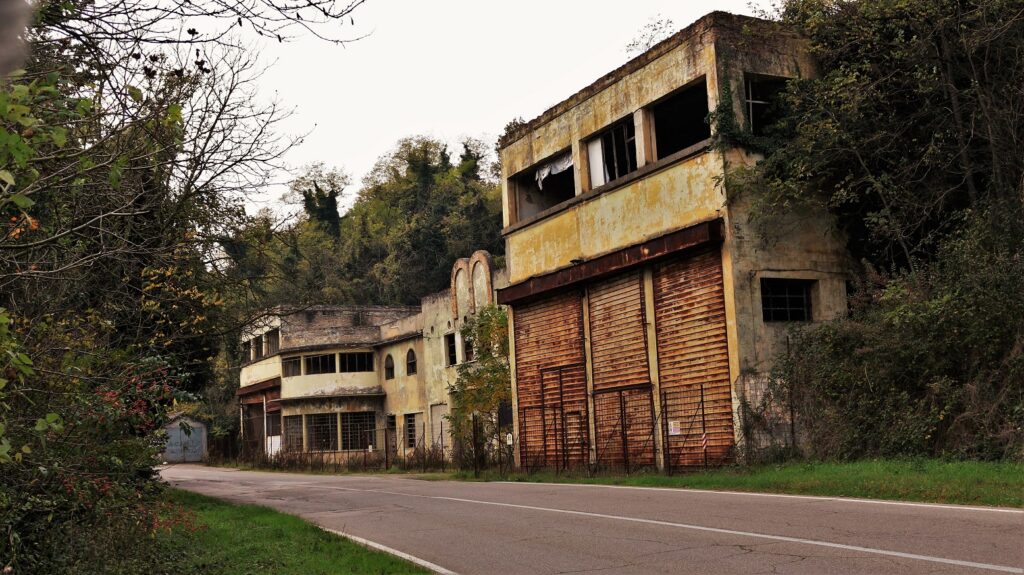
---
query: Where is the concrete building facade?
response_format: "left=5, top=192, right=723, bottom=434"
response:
left=236, top=251, right=507, bottom=461
left=496, top=12, right=850, bottom=471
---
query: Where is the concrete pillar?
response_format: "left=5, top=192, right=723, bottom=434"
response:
left=580, top=289, right=598, bottom=465
left=643, top=267, right=666, bottom=471
left=634, top=109, right=655, bottom=167
left=507, top=309, right=521, bottom=468
left=301, top=414, right=308, bottom=452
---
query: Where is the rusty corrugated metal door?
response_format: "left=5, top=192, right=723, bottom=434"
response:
left=587, top=271, right=656, bottom=469
left=653, top=248, right=734, bottom=469
left=513, top=290, right=588, bottom=470
left=588, top=271, right=650, bottom=390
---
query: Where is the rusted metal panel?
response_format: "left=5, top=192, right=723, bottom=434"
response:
left=588, top=271, right=650, bottom=390
left=513, top=291, right=589, bottom=470
left=497, top=219, right=723, bottom=305
left=653, top=248, right=734, bottom=469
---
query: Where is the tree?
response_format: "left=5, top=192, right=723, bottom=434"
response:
left=0, top=0, right=370, bottom=571
left=287, top=162, right=351, bottom=237
left=626, top=16, right=676, bottom=55
left=734, top=0, right=1024, bottom=461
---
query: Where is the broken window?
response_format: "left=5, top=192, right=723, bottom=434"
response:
left=745, top=74, right=788, bottom=137
left=240, top=339, right=251, bottom=361
left=463, top=338, right=474, bottom=363
left=384, top=354, right=395, bottom=380
left=341, top=412, right=376, bottom=450
left=304, top=353, right=336, bottom=375
left=306, top=413, right=338, bottom=451
left=405, top=413, right=418, bottom=448
left=510, top=150, right=576, bottom=223
left=587, top=118, right=638, bottom=188
left=406, top=349, right=417, bottom=375
left=651, top=77, right=711, bottom=159
left=282, top=356, right=302, bottom=377
left=761, top=278, right=814, bottom=322
left=265, top=329, right=280, bottom=355
left=339, top=352, right=373, bottom=372
left=444, top=333, right=457, bottom=366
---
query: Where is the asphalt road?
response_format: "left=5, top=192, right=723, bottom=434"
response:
left=161, top=465, right=1023, bottom=575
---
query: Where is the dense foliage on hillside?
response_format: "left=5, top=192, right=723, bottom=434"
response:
left=225, top=136, right=504, bottom=309
left=738, top=0, right=1023, bottom=460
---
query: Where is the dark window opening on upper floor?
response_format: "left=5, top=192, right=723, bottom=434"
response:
left=252, top=334, right=264, bottom=360
left=384, top=354, right=395, bottom=380
left=463, top=338, right=474, bottom=363
left=510, top=151, right=575, bottom=224
left=587, top=118, right=638, bottom=188
left=444, top=333, right=457, bottom=366
left=406, top=349, right=417, bottom=375
left=746, top=74, right=788, bottom=137
left=265, top=329, right=280, bottom=355
left=241, top=339, right=251, bottom=361
left=339, top=352, right=374, bottom=372
left=761, top=278, right=814, bottom=322
left=652, top=77, right=710, bottom=159
left=282, top=356, right=302, bottom=377
left=305, top=353, right=336, bottom=375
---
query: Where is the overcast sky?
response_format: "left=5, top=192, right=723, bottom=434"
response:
left=250, top=0, right=768, bottom=215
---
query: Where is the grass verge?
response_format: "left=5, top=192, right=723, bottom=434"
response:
left=446, top=460, right=1024, bottom=508
left=161, top=489, right=429, bottom=574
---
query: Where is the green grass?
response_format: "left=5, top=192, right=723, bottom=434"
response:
left=162, top=489, right=429, bottom=574
left=445, top=460, right=1024, bottom=508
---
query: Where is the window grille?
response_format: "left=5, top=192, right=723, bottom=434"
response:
left=761, top=278, right=814, bottom=322
left=306, top=413, right=338, bottom=451
left=341, top=412, right=376, bottom=450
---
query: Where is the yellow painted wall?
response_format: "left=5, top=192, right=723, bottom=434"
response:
left=240, top=356, right=280, bottom=387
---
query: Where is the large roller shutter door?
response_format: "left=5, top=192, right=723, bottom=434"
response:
left=588, top=271, right=656, bottom=470
left=653, top=248, right=734, bottom=469
left=513, top=290, right=588, bottom=470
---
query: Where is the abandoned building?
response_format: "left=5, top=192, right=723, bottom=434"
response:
left=236, top=251, right=507, bottom=460
left=496, top=12, right=850, bottom=471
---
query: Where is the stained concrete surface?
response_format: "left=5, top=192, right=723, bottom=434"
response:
left=161, top=465, right=1023, bottom=575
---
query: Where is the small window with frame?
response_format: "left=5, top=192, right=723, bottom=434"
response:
left=761, top=278, right=814, bottom=322
left=587, top=117, right=638, bottom=188
left=304, top=353, right=336, bottom=375
left=282, top=356, right=302, bottom=377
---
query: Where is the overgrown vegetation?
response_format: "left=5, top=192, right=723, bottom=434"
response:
left=449, top=305, right=513, bottom=470
left=0, top=0, right=367, bottom=572
left=734, top=0, right=1024, bottom=461
left=160, top=489, right=428, bottom=574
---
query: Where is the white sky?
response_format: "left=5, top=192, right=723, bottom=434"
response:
left=249, top=0, right=768, bottom=215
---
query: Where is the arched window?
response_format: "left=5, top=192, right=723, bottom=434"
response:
left=406, top=349, right=417, bottom=375
left=384, top=354, right=395, bottom=380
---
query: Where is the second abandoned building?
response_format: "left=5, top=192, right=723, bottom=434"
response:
left=497, top=12, right=850, bottom=471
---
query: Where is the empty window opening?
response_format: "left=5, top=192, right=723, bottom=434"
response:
left=252, top=334, right=264, bottom=360
left=265, top=412, right=281, bottom=436
left=304, top=353, right=336, bottom=375
left=265, top=329, right=280, bottom=355
left=652, top=78, right=711, bottom=159
left=341, top=412, right=376, bottom=450
left=587, top=118, right=638, bottom=188
left=339, top=352, right=373, bottom=372
left=463, top=338, right=474, bottom=363
left=444, top=333, right=457, bottom=366
left=282, top=356, right=302, bottom=377
left=241, top=339, right=251, bottom=361
left=761, top=278, right=814, bottom=322
left=746, top=74, right=788, bottom=137
left=406, top=349, right=417, bottom=375
left=387, top=414, right=397, bottom=431
left=510, top=151, right=576, bottom=223
left=405, top=413, right=418, bottom=448
left=384, top=354, right=395, bottom=380
left=306, top=413, right=338, bottom=451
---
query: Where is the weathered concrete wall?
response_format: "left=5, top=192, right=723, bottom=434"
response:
left=279, top=306, right=418, bottom=350
left=240, top=356, right=280, bottom=387
left=380, top=337, right=427, bottom=424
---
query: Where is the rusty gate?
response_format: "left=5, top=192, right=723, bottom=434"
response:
left=593, top=385, right=657, bottom=472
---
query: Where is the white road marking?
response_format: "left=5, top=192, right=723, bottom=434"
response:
left=305, top=483, right=1024, bottom=574
left=492, top=481, right=1024, bottom=514
left=321, top=527, right=459, bottom=575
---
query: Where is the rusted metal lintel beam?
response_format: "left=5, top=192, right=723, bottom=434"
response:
left=497, top=219, right=723, bottom=305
